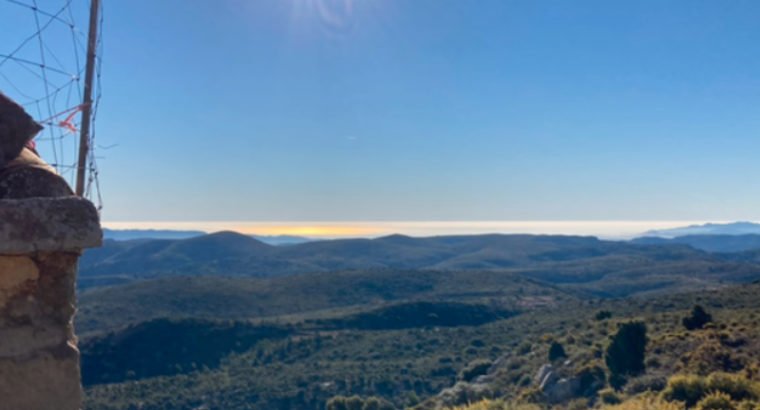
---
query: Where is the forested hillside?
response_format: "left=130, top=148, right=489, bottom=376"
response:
left=77, top=233, right=760, bottom=410
left=82, top=280, right=760, bottom=409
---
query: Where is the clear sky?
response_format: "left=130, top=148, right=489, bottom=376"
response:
left=5, top=0, right=760, bottom=231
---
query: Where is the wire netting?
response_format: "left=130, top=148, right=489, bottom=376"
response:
left=1, top=0, right=103, bottom=208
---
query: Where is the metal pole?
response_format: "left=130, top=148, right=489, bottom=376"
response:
left=75, top=0, right=100, bottom=196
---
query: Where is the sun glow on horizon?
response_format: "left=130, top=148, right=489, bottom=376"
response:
left=100, top=220, right=734, bottom=240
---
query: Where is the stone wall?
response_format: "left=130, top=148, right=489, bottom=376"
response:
left=0, top=197, right=101, bottom=410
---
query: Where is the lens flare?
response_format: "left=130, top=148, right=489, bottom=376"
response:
left=290, top=0, right=356, bottom=34
left=314, top=0, right=353, bottom=29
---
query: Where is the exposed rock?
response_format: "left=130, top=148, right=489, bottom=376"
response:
left=0, top=347, right=82, bottom=410
left=535, top=363, right=555, bottom=387
left=436, top=381, right=493, bottom=408
left=0, top=197, right=101, bottom=409
left=0, top=159, right=73, bottom=199
left=534, top=362, right=607, bottom=404
left=0, top=324, right=69, bottom=358
left=0, top=197, right=102, bottom=254
left=544, top=377, right=581, bottom=404
left=0, top=256, right=38, bottom=307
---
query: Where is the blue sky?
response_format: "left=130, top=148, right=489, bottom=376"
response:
left=5, top=0, right=760, bottom=227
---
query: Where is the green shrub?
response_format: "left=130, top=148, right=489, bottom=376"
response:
left=662, top=374, right=706, bottom=407
left=517, top=342, right=532, bottom=355
left=599, top=388, right=622, bottom=405
left=705, top=373, right=759, bottom=402
left=662, top=373, right=760, bottom=407
left=576, top=364, right=607, bottom=396
left=736, top=401, right=760, bottom=410
left=596, top=311, right=613, bottom=321
left=624, top=375, right=667, bottom=395
left=686, top=341, right=744, bottom=375
left=459, top=359, right=493, bottom=382
left=327, top=395, right=366, bottom=410
left=362, top=397, right=396, bottom=410
left=548, top=341, right=567, bottom=362
left=601, top=393, right=683, bottom=409
left=684, top=305, right=713, bottom=331
left=696, top=391, right=736, bottom=410
left=606, top=321, right=647, bottom=382
left=566, top=398, right=589, bottom=410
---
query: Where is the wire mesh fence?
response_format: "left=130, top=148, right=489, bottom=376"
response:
left=1, top=0, right=103, bottom=208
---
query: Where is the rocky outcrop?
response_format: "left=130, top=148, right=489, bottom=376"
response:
left=435, top=381, right=493, bottom=408
left=533, top=361, right=606, bottom=404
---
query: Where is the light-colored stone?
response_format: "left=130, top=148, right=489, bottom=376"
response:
left=0, top=197, right=102, bottom=254
left=436, top=381, right=492, bottom=407
left=0, top=324, right=69, bottom=358
left=0, top=347, right=82, bottom=410
left=0, top=255, right=38, bottom=307
left=544, top=377, right=581, bottom=404
left=0, top=161, right=73, bottom=199
left=0, top=197, right=98, bottom=410
left=534, top=363, right=554, bottom=386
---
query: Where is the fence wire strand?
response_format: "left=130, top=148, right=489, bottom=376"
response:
left=0, top=0, right=103, bottom=210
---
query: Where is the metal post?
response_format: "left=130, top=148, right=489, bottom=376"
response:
left=75, top=0, right=100, bottom=196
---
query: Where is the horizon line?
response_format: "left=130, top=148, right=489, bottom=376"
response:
left=100, top=220, right=746, bottom=239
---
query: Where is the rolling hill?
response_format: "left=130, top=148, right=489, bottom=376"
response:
left=75, top=233, right=760, bottom=410
left=76, top=269, right=569, bottom=335
left=631, top=234, right=760, bottom=253
left=79, top=232, right=758, bottom=289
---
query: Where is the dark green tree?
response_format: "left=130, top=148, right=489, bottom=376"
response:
left=683, top=305, right=713, bottom=330
left=605, top=321, right=647, bottom=387
left=548, top=341, right=567, bottom=362
left=595, top=310, right=613, bottom=321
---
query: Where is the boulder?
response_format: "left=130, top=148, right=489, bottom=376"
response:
left=534, top=363, right=554, bottom=386
left=436, top=381, right=492, bottom=408
left=544, top=377, right=581, bottom=404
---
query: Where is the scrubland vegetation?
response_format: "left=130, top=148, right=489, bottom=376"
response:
left=76, top=234, right=760, bottom=409
left=82, top=275, right=760, bottom=409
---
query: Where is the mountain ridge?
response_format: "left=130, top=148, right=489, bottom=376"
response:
left=102, top=228, right=313, bottom=245
left=642, top=221, right=760, bottom=238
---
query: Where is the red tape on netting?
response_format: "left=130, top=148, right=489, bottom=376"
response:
left=37, top=103, right=87, bottom=134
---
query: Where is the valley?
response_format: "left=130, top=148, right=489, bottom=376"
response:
left=77, top=231, right=760, bottom=409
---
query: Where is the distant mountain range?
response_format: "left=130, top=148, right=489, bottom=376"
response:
left=642, top=221, right=760, bottom=238
left=79, top=231, right=760, bottom=297
left=631, top=234, right=760, bottom=253
left=102, top=229, right=206, bottom=241
left=102, top=228, right=312, bottom=246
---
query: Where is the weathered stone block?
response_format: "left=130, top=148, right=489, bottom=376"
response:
left=0, top=346, right=82, bottom=410
left=0, top=161, right=74, bottom=199
left=0, top=255, right=38, bottom=307
left=0, top=324, right=69, bottom=358
left=0, top=197, right=102, bottom=254
left=0, top=197, right=101, bottom=410
left=0, top=95, right=94, bottom=409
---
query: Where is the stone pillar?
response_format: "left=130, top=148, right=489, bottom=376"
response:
left=0, top=197, right=102, bottom=410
